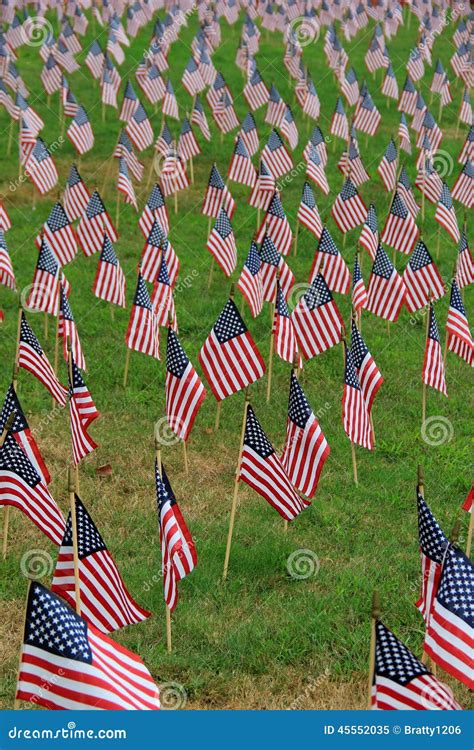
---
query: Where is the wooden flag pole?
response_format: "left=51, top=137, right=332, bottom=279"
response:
left=367, top=590, right=380, bottom=709
left=182, top=440, right=189, bottom=475
left=223, top=390, right=250, bottom=581
left=293, top=221, right=299, bottom=257
left=466, top=508, right=473, bottom=559
left=69, top=466, right=81, bottom=615
left=13, top=578, right=32, bottom=709
left=155, top=437, right=172, bottom=653
left=123, top=347, right=131, bottom=388
left=1, top=413, right=15, bottom=559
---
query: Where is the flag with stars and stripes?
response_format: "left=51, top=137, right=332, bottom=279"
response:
left=423, top=546, right=473, bottom=690
left=381, top=192, right=419, bottom=255
left=243, top=68, right=269, bottom=111
left=151, top=253, right=177, bottom=330
left=139, top=184, right=169, bottom=238
left=227, top=135, right=256, bottom=187
left=198, top=297, right=265, bottom=402
left=166, top=328, right=206, bottom=443
left=259, top=235, right=294, bottom=303
left=397, top=166, right=419, bottom=217
left=256, top=192, right=293, bottom=257
left=351, top=256, right=367, bottom=313
left=272, top=282, right=300, bottom=366
left=377, top=139, right=398, bottom=192
left=239, top=111, right=259, bottom=156
left=26, top=238, right=63, bottom=316
left=77, top=191, right=118, bottom=257
left=178, top=117, right=200, bottom=163
left=446, top=280, right=473, bottom=367
left=207, top=208, right=237, bottom=278
left=156, top=463, right=197, bottom=613
left=331, top=177, right=367, bottom=234
left=126, top=101, right=154, bottom=151
left=350, top=319, right=383, bottom=413
left=291, top=274, right=344, bottom=360
left=59, top=284, right=86, bottom=371
left=237, top=241, right=263, bottom=319
left=63, top=164, right=90, bottom=222
left=342, top=342, right=373, bottom=450
left=67, top=106, right=94, bottom=155
left=309, top=227, right=350, bottom=296
left=330, top=97, right=349, bottom=141
left=240, top=405, right=309, bottom=522
left=119, top=80, right=139, bottom=122
left=93, top=235, right=126, bottom=308
left=366, top=245, right=406, bottom=322
left=125, top=271, right=160, bottom=360
left=0, top=431, right=64, bottom=546
left=141, top=219, right=167, bottom=283
left=297, top=182, right=322, bottom=239
left=52, top=495, right=150, bottom=634
left=353, top=91, right=381, bottom=136
left=248, top=159, right=275, bottom=212
left=281, top=372, right=329, bottom=499
left=261, top=129, right=293, bottom=179
left=280, top=105, right=298, bottom=151
left=68, top=355, right=99, bottom=466
left=371, top=620, right=462, bottom=710
left=359, top=204, right=379, bottom=261
left=398, top=113, right=411, bottom=155
left=305, top=144, right=330, bottom=195
left=0, top=202, right=12, bottom=232
left=434, top=183, right=460, bottom=243
left=1, top=384, right=51, bottom=485
left=415, top=490, right=450, bottom=624
left=202, top=163, right=235, bottom=219
left=36, top=202, right=78, bottom=267
left=0, top=230, right=15, bottom=290
left=18, top=313, right=67, bottom=407
left=16, top=583, right=159, bottom=710
left=191, top=95, right=211, bottom=141
left=25, top=138, right=58, bottom=195
left=451, top=160, right=473, bottom=210
left=456, top=232, right=474, bottom=289
left=403, top=241, right=445, bottom=313
left=117, top=157, right=137, bottom=210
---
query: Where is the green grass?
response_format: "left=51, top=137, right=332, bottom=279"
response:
left=0, top=9, right=472, bottom=709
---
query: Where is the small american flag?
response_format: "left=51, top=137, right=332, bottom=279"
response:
left=141, top=220, right=166, bottom=283
left=237, top=241, right=263, bottom=319
left=117, top=157, right=138, bottom=210
left=156, top=463, right=196, bottom=612
left=265, top=84, right=286, bottom=127
left=26, top=238, right=63, bottom=316
left=207, top=208, right=237, bottom=277
left=67, top=106, right=94, bottom=155
left=126, top=101, right=154, bottom=151
left=26, top=138, right=58, bottom=195
left=243, top=67, right=268, bottom=110
left=162, top=78, right=179, bottom=120
left=0, top=231, right=15, bottom=290
left=248, top=159, right=275, bottom=211
left=64, top=164, right=90, bottom=222
left=359, top=204, right=379, bottom=261
left=331, top=177, right=367, bottom=234
left=381, top=62, right=399, bottom=101
left=256, top=192, right=293, bottom=257
left=240, top=404, right=308, bottom=521
left=398, top=74, right=418, bottom=116
left=353, top=91, right=381, bottom=136
left=1, top=384, right=51, bottom=485
left=52, top=494, right=150, bottom=633
left=178, top=118, right=200, bottom=162
left=85, top=42, right=105, bottom=80
left=198, top=297, right=265, bottom=402
left=93, top=235, right=126, bottom=308
left=239, top=111, right=259, bottom=156
left=435, top=183, right=460, bottom=243
left=77, top=191, right=118, bottom=257
left=281, top=372, right=329, bottom=499
left=36, top=202, right=77, bottom=267
left=309, top=227, right=350, bottom=295
left=297, top=182, right=322, bottom=239
left=423, top=546, right=473, bottom=690
left=191, top=95, right=211, bottom=141
left=227, top=135, right=256, bottom=187
left=0, top=202, right=12, bottom=232
left=202, top=163, right=235, bottom=219
left=456, top=231, right=474, bottom=289
left=415, top=490, right=450, bottom=624
left=350, top=319, right=383, bottom=413
left=381, top=191, right=419, bottom=255
left=151, top=254, right=177, bottom=330
left=139, top=184, right=169, bottom=238
left=139, top=63, right=166, bottom=104
left=451, top=160, right=473, bottom=209
left=261, top=129, right=293, bottom=179
left=366, top=245, right=406, bottom=322
left=377, top=139, right=398, bottom=192
left=351, top=255, right=367, bottom=313
left=181, top=56, right=205, bottom=97
left=59, top=285, right=86, bottom=371
left=272, top=282, right=300, bottom=365
left=398, top=113, right=411, bottom=154
left=16, top=583, right=159, bottom=709
left=68, top=354, right=98, bottom=465
left=371, top=620, right=461, bottom=710
left=446, top=280, right=473, bottom=367
left=114, top=130, right=144, bottom=182
left=403, top=241, right=445, bottom=313
left=18, top=313, right=67, bottom=406
left=330, top=97, right=349, bottom=141
left=398, top=165, right=420, bottom=217
left=259, top=235, right=294, bottom=303
left=125, top=271, right=160, bottom=360
left=280, top=105, right=298, bottom=150
left=166, top=328, right=206, bottom=442
left=291, top=274, right=344, bottom=360
left=342, top=342, right=373, bottom=450
left=305, top=144, right=330, bottom=195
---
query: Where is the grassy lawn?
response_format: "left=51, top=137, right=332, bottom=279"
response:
left=0, top=9, right=472, bottom=709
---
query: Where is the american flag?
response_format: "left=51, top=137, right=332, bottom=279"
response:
left=256, top=192, right=292, bottom=257
left=351, top=255, right=367, bottom=313
left=261, top=129, right=293, bottom=179
left=309, top=227, right=350, bottom=295
left=446, top=280, right=473, bottom=367
left=451, top=160, right=473, bottom=209
left=398, top=74, right=418, bottom=115
left=154, top=120, right=172, bottom=157
left=207, top=208, right=237, bottom=278
left=398, top=165, right=420, bottom=217
left=1, top=384, right=51, bottom=485
left=415, top=490, right=450, bottom=624
left=423, top=546, right=473, bottom=690
left=64, top=164, right=90, bottom=222
left=259, top=235, right=294, bottom=303
left=0, top=231, right=15, bottom=290
left=280, top=105, right=298, bottom=150
left=139, top=63, right=166, bottom=104
left=26, top=138, right=58, bottom=195
left=52, top=494, right=150, bottom=633
left=93, top=235, right=126, bottom=308
left=162, top=78, right=179, bottom=120
left=101, top=67, right=118, bottom=109
left=331, top=177, right=367, bottom=234
left=435, top=183, right=460, bottom=243
left=265, top=84, right=286, bottom=127
left=117, top=157, right=137, bottom=210
left=423, top=303, right=447, bottom=397
left=198, top=297, right=265, bottom=402
left=16, top=583, right=159, bottom=709
left=68, top=354, right=99, bottom=466
left=365, top=37, right=386, bottom=73
left=403, top=241, right=445, bottom=313
left=113, top=130, right=144, bottom=183
left=302, top=79, right=320, bottom=121
left=281, top=372, right=329, bottom=499
left=456, top=231, right=474, bottom=289
left=0, top=202, right=12, bottom=232
left=155, top=463, right=197, bottom=613
left=338, top=136, right=369, bottom=186
left=341, top=66, right=359, bottom=106
left=166, top=328, right=206, bottom=442
left=291, top=274, right=344, bottom=360
left=398, top=113, right=412, bottom=154
left=377, top=139, right=398, bottom=192
left=227, top=135, right=256, bottom=187
left=237, top=241, right=263, bottom=319
left=272, top=282, right=299, bottom=365
left=139, top=184, right=169, bottom=238
left=459, top=87, right=472, bottom=126
left=381, top=191, right=419, bottom=255
left=41, top=54, right=61, bottom=95
left=243, top=68, right=268, bottom=110
left=125, top=271, right=160, bottom=360
left=407, top=46, right=425, bottom=82
left=239, top=111, right=259, bottom=156
left=141, top=220, right=166, bottom=283
left=330, top=96, right=349, bottom=141
left=14, top=92, right=44, bottom=135
left=353, top=91, right=381, bottom=136
left=67, top=106, right=94, bottom=155
left=191, top=95, right=211, bottom=141
left=26, top=238, right=62, bottom=315
left=239, top=404, right=308, bottom=521
left=342, top=342, right=373, bottom=450
left=371, top=620, right=461, bottom=710
left=77, top=191, right=118, bottom=257
left=18, top=313, right=67, bottom=407
left=85, top=42, right=105, bottom=80
left=366, top=245, right=406, bottom=322
left=415, top=157, right=443, bottom=205
left=381, top=62, right=399, bottom=101
left=248, top=159, right=275, bottom=211
left=36, top=202, right=77, bottom=268
left=126, top=101, right=153, bottom=151
left=178, top=118, right=200, bottom=162
left=181, top=56, right=204, bottom=97
left=430, top=59, right=446, bottom=93
left=202, top=163, right=235, bottom=219
left=160, top=148, right=189, bottom=197
left=0, top=433, right=64, bottom=545
left=297, top=182, right=322, bottom=239
left=359, top=204, right=379, bottom=260
left=59, top=285, right=86, bottom=371
left=151, top=254, right=177, bottom=330
left=119, top=80, right=138, bottom=122
left=305, top=145, right=330, bottom=195
left=350, top=319, right=383, bottom=413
